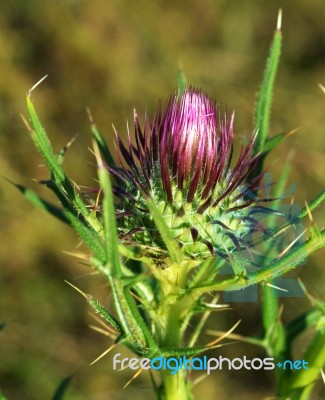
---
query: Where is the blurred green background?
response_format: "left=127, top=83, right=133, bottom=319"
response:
left=0, top=0, right=324, bottom=399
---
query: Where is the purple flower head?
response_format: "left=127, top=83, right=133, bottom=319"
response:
left=110, top=88, right=266, bottom=262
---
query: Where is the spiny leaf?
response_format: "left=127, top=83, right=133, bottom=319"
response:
left=253, top=10, right=282, bottom=155
left=87, top=295, right=122, bottom=333
left=8, top=179, right=69, bottom=224
left=88, top=108, right=117, bottom=168
left=64, top=211, right=106, bottom=266
left=92, top=146, right=159, bottom=354
left=296, top=190, right=325, bottom=220
left=261, top=129, right=298, bottom=156
left=65, top=281, right=123, bottom=334
left=145, top=197, right=182, bottom=263
left=94, top=142, right=122, bottom=278
left=25, top=96, right=65, bottom=185
left=25, top=94, right=102, bottom=235
left=109, top=278, right=159, bottom=355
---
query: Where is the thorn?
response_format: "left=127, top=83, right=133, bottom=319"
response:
left=188, top=294, right=222, bottom=348
left=204, top=302, right=230, bottom=309
left=286, top=149, right=295, bottom=162
left=88, top=312, right=116, bottom=335
left=297, top=278, right=315, bottom=304
left=95, top=188, right=102, bottom=213
left=265, top=283, right=289, bottom=293
left=206, top=330, right=242, bottom=341
left=321, top=368, right=325, bottom=385
left=62, top=250, right=90, bottom=261
left=90, top=343, right=117, bottom=366
left=304, top=201, right=315, bottom=225
left=206, top=319, right=241, bottom=347
left=64, top=280, right=88, bottom=299
left=20, top=113, right=33, bottom=132
left=93, top=140, right=104, bottom=169
left=275, top=228, right=307, bottom=260
left=277, top=9, right=282, bottom=31
left=205, top=329, right=263, bottom=347
left=278, top=303, right=284, bottom=319
left=88, top=324, right=116, bottom=339
left=28, top=75, right=48, bottom=95
left=286, top=126, right=302, bottom=137
left=88, top=146, right=96, bottom=158
left=192, top=373, right=208, bottom=387
left=61, top=134, right=79, bottom=155
left=130, top=290, right=146, bottom=305
left=319, top=83, right=325, bottom=94
left=87, top=107, right=94, bottom=124
left=123, top=368, right=143, bottom=389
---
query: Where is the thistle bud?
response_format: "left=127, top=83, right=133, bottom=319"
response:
left=110, top=88, right=265, bottom=263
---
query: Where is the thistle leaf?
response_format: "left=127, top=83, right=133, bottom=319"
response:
left=64, top=211, right=106, bottom=266
left=297, top=190, right=325, bottom=220
left=25, top=96, right=65, bottom=185
left=8, top=180, right=69, bottom=224
left=286, top=308, right=324, bottom=348
left=261, top=129, right=297, bottom=156
left=25, top=95, right=102, bottom=235
left=88, top=109, right=117, bottom=168
left=87, top=295, right=122, bottom=333
left=94, top=142, right=122, bottom=278
left=285, top=326, right=325, bottom=396
left=253, top=11, right=282, bottom=155
left=145, top=197, right=182, bottom=263
left=92, top=145, right=159, bottom=353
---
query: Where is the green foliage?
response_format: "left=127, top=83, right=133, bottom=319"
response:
left=14, top=10, right=325, bottom=400
left=253, top=12, right=282, bottom=156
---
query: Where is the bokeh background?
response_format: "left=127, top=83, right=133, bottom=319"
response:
left=0, top=0, right=324, bottom=399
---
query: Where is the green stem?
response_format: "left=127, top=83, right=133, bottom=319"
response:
left=160, top=369, right=189, bottom=400
left=158, top=265, right=194, bottom=400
